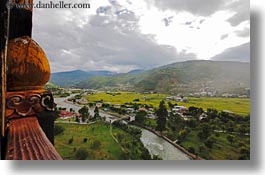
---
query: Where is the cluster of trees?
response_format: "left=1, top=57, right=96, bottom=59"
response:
left=76, top=106, right=102, bottom=123
left=112, top=121, right=142, bottom=139
left=168, top=106, right=249, bottom=159
left=133, top=100, right=250, bottom=160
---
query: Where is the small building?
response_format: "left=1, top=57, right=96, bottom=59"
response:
left=138, top=107, right=148, bottom=112
left=126, top=108, right=135, bottom=113
left=175, top=97, right=183, bottom=102
left=128, top=115, right=136, bottom=122
left=172, top=106, right=188, bottom=114
left=58, top=110, right=75, bottom=119
left=96, top=102, right=103, bottom=108
left=166, top=96, right=174, bottom=101
left=199, top=113, right=208, bottom=120
left=114, top=104, right=121, bottom=109
left=146, top=113, right=157, bottom=119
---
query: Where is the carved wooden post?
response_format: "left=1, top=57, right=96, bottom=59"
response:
left=1, top=0, right=62, bottom=160
left=4, top=36, right=62, bottom=160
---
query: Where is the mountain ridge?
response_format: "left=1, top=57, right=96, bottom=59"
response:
left=78, top=60, right=250, bottom=94
left=50, top=70, right=117, bottom=87
left=50, top=60, right=250, bottom=95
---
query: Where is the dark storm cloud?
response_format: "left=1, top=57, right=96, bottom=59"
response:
left=211, top=42, right=250, bottom=62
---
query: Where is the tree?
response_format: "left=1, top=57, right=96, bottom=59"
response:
left=135, top=110, right=147, bottom=124
left=204, top=136, right=216, bottom=149
left=185, top=118, right=198, bottom=128
left=198, top=123, right=212, bottom=140
left=239, top=146, right=250, bottom=160
left=94, top=106, right=101, bottom=120
left=188, top=147, right=196, bottom=154
left=75, top=148, right=89, bottom=160
left=68, top=137, right=74, bottom=144
left=90, top=140, right=101, bottom=150
left=227, top=135, right=235, bottom=145
left=226, top=121, right=235, bottom=132
left=78, top=106, right=90, bottom=122
left=156, top=101, right=168, bottom=132
left=94, top=106, right=99, bottom=114
left=188, top=106, right=203, bottom=117
left=206, top=108, right=218, bottom=119
left=178, top=129, right=188, bottom=142
left=167, top=101, right=174, bottom=110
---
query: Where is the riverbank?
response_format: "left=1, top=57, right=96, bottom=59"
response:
left=55, top=96, right=199, bottom=160
left=132, top=123, right=203, bottom=160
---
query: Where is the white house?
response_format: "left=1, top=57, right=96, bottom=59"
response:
left=128, top=115, right=136, bottom=122
left=172, top=106, right=188, bottom=114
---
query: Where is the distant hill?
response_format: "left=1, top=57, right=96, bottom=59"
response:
left=127, top=69, right=145, bottom=75
left=78, top=60, right=250, bottom=95
left=50, top=70, right=116, bottom=87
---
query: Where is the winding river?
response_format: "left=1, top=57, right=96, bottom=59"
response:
left=54, top=96, right=191, bottom=160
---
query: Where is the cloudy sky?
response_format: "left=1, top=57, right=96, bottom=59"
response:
left=32, top=0, right=250, bottom=73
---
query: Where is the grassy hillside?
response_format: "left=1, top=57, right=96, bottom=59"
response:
left=79, top=60, right=250, bottom=94
left=135, top=60, right=249, bottom=93
left=55, top=122, right=151, bottom=160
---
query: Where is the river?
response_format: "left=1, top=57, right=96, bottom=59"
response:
left=54, top=96, right=191, bottom=160
left=135, top=127, right=190, bottom=160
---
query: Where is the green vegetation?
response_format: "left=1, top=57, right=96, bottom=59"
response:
left=78, top=106, right=90, bottom=122
left=131, top=100, right=250, bottom=160
left=85, top=92, right=250, bottom=116
left=162, top=106, right=250, bottom=160
left=112, top=121, right=152, bottom=160
left=45, top=82, right=59, bottom=91
left=180, top=130, right=249, bottom=160
left=55, top=122, right=151, bottom=160
left=156, top=101, right=167, bottom=132
left=177, top=97, right=250, bottom=116
left=86, top=92, right=167, bottom=108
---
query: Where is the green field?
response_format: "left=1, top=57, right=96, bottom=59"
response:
left=177, top=97, right=250, bottom=116
left=55, top=122, right=123, bottom=159
left=55, top=122, right=150, bottom=160
left=85, top=92, right=250, bottom=116
left=86, top=92, right=167, bottom=107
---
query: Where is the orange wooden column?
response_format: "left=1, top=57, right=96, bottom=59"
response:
left=4, top=36, right=62, bottom=160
